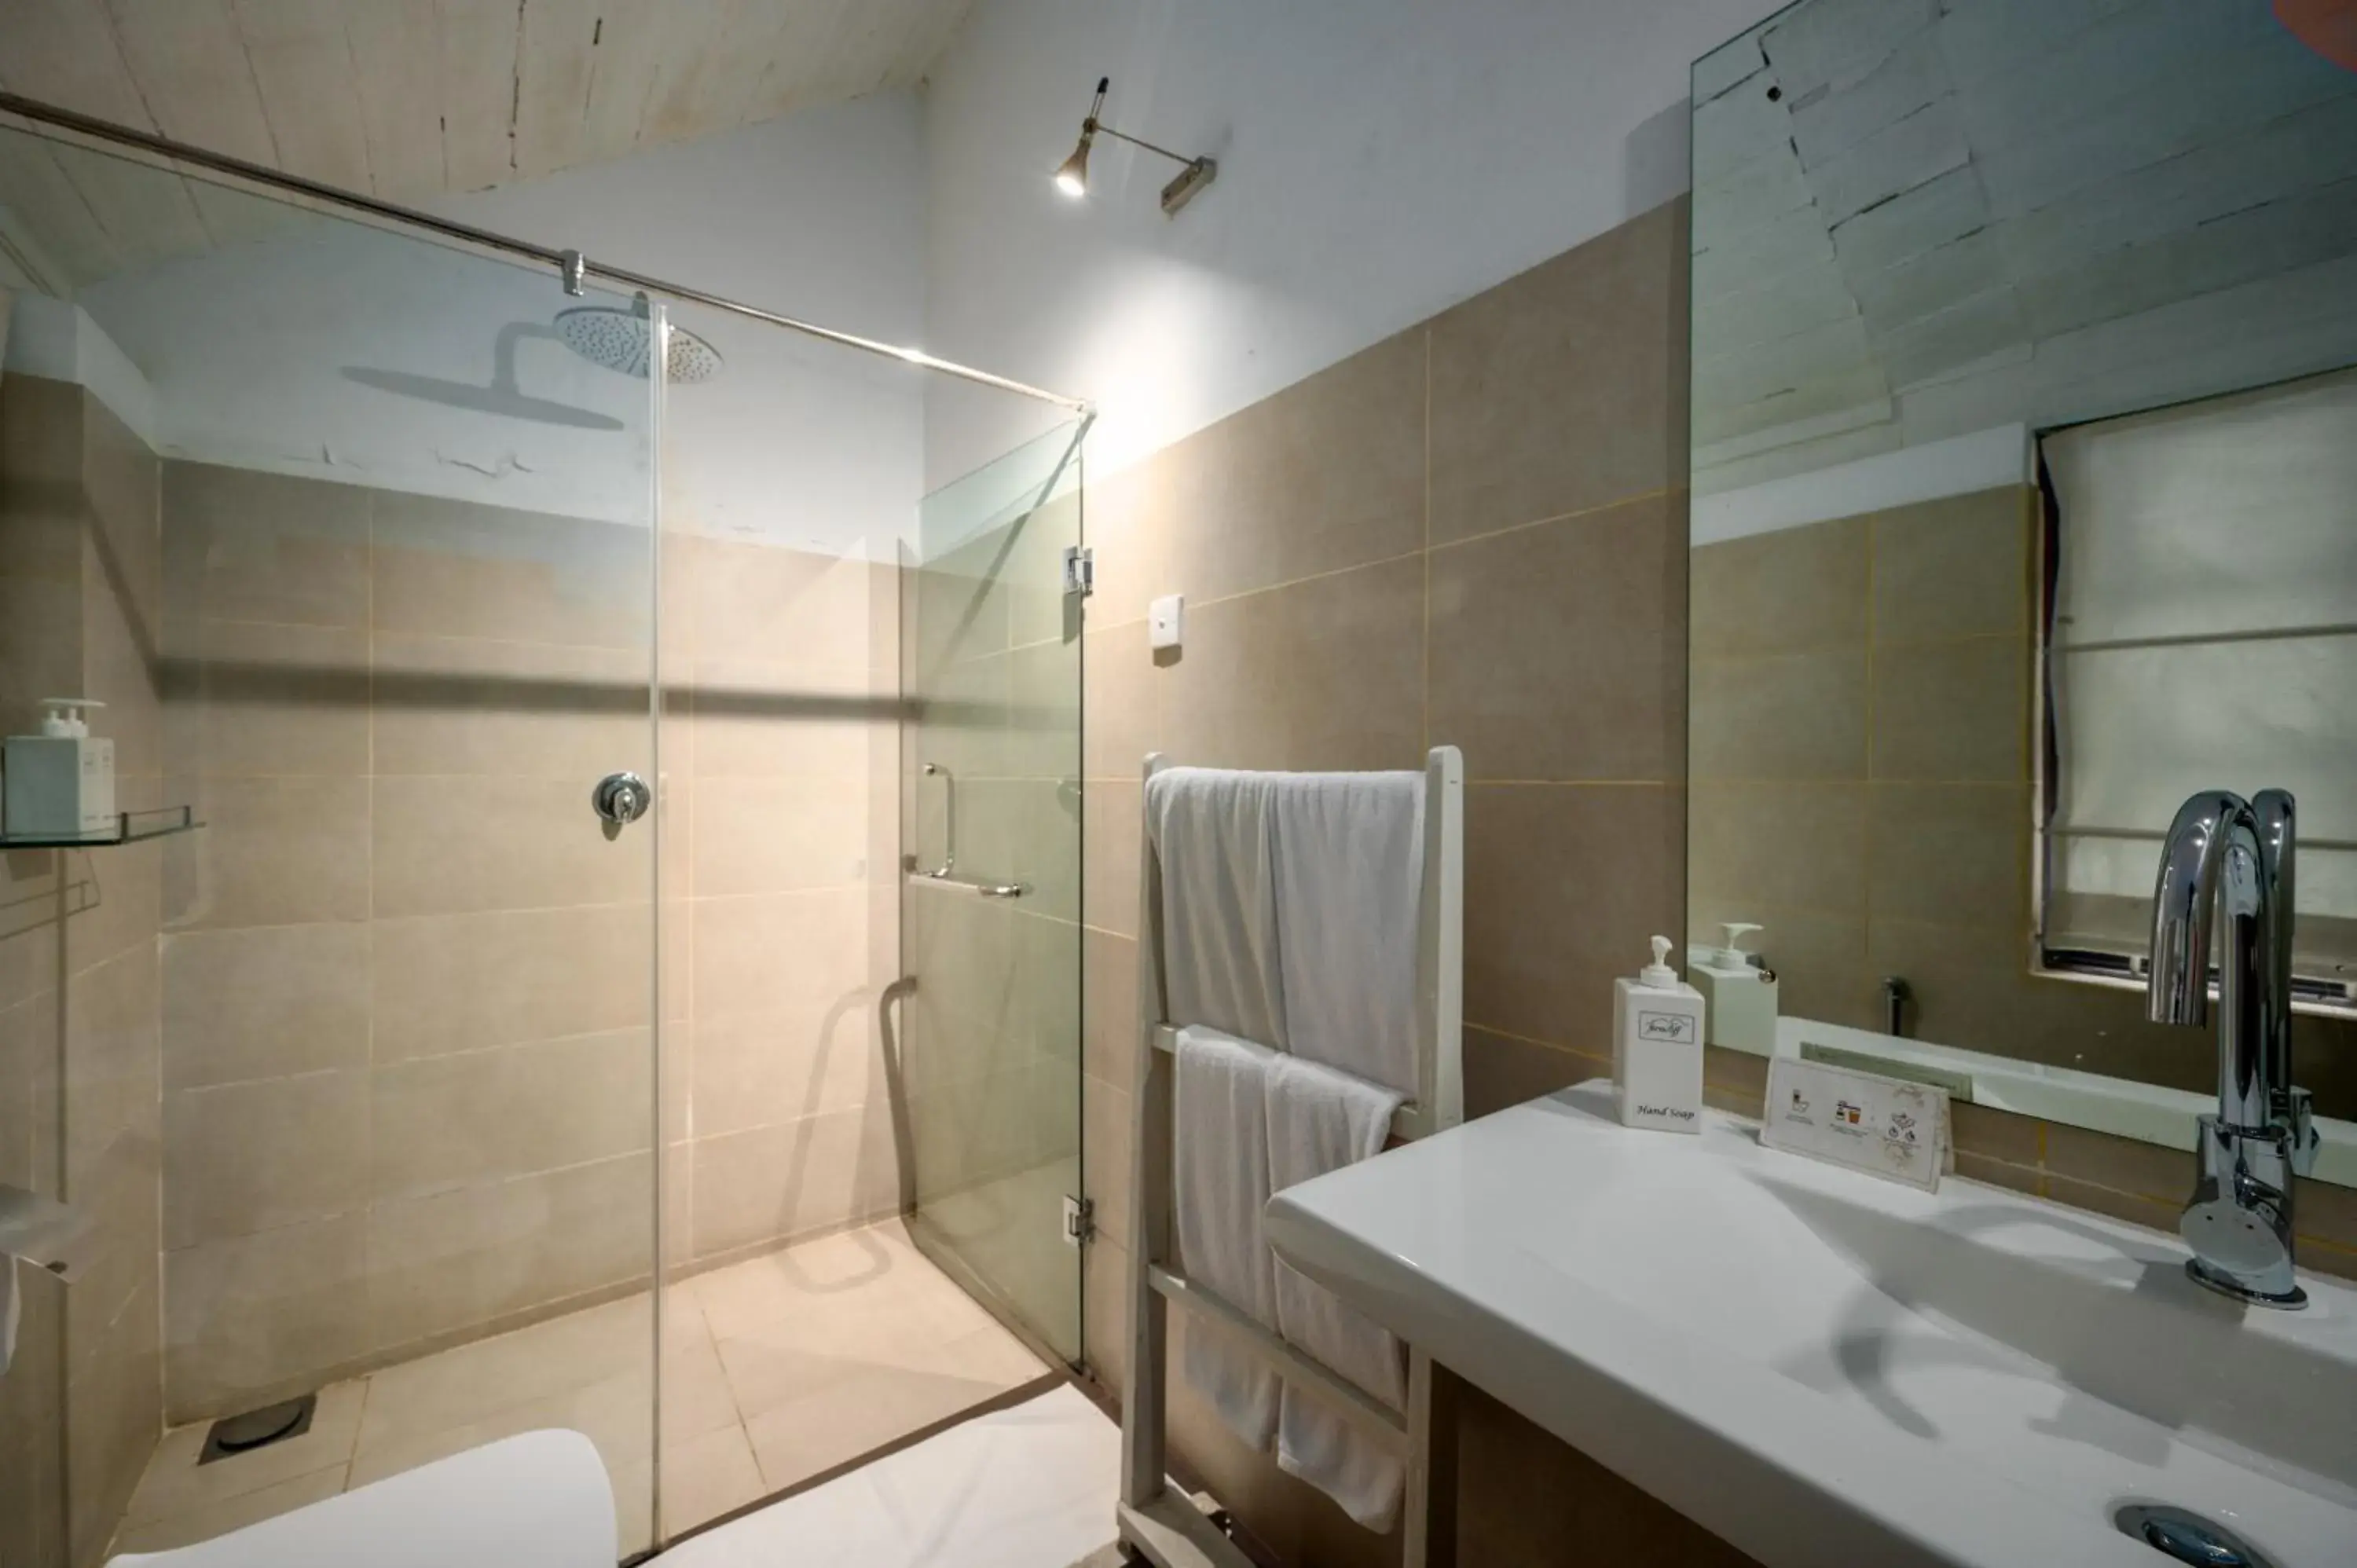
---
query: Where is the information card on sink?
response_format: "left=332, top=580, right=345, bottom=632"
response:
left=1764, top=1057, right=1951, bottom=1192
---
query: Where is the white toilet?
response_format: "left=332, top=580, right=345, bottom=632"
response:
left=110, top=1431, right=616, bottom=1568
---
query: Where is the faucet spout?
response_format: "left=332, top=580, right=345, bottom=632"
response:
left=2146, top=787, right=2308, bottom=1309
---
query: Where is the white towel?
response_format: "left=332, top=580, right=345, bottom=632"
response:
left=1269, top=772, right=1423, bottom=1097
left=1172, top=1024, right=1281, bottom=1451
left=1149, top=769, right=1288, bottom=1048
left=1265, top=1052, right=1408, bottom=1531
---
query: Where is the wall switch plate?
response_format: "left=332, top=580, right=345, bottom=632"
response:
left=1149, top=594, right=1184, bottom=650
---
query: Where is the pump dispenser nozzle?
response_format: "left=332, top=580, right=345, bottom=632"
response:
left=1640, top=934, right=1680, bottom=987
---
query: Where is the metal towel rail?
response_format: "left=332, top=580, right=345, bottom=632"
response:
left=1119, top=746, right=1464, bottom=1568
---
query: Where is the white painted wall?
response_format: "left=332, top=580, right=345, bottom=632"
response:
left=63, top=93, right=937, bottom=556
left=437, top=89, right=934, bottom=555
left=918, top=0, right=1790, bottom=488
left=3, top=292, right=156, bottom=446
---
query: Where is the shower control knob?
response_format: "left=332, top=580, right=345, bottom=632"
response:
left=592, top=771, right=652, bottom=828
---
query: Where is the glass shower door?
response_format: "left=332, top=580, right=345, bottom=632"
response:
left=0, top=111, right=662, bottom=1563
left=899, top=421, right=1087, bottom=1365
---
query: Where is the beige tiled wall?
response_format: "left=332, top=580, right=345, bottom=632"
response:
left=0, top=372, right=167, bottom=1567
left=1072, top=191, right=2357, bottom=1566
left=669, top=532, right=904, bottom=1272
left=155, top=460, right=902, bottom=1423
left=1075, top=200, right=1695, bottom=1567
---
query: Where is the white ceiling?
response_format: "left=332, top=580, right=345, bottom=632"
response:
left=0, top=0, right=972, bottom=291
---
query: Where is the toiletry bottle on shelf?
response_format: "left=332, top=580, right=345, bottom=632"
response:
left=1692, top=921, right=1779, bottom=1057
left=2, top=699, right=114, bottom=838
left=1613, top=935, right=1705, bottom=1133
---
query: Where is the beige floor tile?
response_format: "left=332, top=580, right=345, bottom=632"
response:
left=933, top=1324, right=1050, bottom=1390
left=662, top=1327, right=745, bottom=1445
left=713, top=1269, right=1004, bottom=1419
left=616, top=1465, right=654, bottom=1559
left=116, top=1219, right=1043, bottom=1558
left=710, top=1328, right=859, bottom=1421
left=357, top=1293, right=657, bottom=1448
left=123, top=1379, right=366, bottom=1524
left=658, top=1423, right=767, bottom=1537
left=348, top=1362, right=654, bottom=1492
left=687, top=1222, right=926, bottom=1341
left=109, top=1465, right=348, bottom=1555
left=742, top=1357, right=1014, bottom=1494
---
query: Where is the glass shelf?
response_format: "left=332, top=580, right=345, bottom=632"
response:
left=0, top=804, right=202, bottom=849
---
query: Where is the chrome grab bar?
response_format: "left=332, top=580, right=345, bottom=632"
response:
left=909, top=764, right=1023, bottom=894
left=905, top=871, right=1025, bottom=899
left=918, top=762, right=955, bottom=878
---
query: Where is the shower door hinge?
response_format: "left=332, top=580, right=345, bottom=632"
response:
left=1061, top=1193, right=1095, bottom=1247
left=1062, top=546, right=1094, bottom=598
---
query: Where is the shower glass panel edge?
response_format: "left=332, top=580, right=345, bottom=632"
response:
left=900, top=420, right=1088, bottom=1371
left=646, top=299, right=672, bottom=1558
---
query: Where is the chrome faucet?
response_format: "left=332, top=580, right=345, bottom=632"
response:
left=2146, top=788, right=2317, bottom=1308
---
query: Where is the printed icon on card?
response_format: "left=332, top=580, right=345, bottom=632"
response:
left=1835, top=1099, right=1864, bottom=1126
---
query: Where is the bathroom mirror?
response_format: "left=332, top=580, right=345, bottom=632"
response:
left=1686, top=0, right=2357, bottom=1179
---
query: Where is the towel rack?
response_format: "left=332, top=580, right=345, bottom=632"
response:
left=1118, top=746, right=1464, bottom=1568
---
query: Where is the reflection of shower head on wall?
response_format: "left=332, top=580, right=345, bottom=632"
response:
left=555, top=294, right=724, bottom=383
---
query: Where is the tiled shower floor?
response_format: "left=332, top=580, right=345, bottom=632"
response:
left=111, top=1219, right=1050, bottom=1559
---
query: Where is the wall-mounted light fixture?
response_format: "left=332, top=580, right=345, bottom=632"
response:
left=1053, top=76, right=1218, bottom=216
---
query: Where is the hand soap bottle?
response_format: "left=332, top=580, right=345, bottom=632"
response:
left=1612, top=935, right=1705, bottom=1133
left=2, top=698, right=115, bottom=838
left=1692, top=921, right=1780, bottom=1057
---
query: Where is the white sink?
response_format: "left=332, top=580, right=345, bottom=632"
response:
left=1263, top=1083, right=2357, bottom=1568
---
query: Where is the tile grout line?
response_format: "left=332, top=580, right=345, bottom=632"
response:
left=1427, top=483, right=1684, bottom=555
left=1074, top=483, right=1678, bottom=643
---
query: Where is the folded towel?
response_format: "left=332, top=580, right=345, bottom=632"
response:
left=1265, top=1052, right=1409, bottom=1531
left=1173, top=1024, right=1281, bottom=1450
left=1269, top=771, right=1423, bottom=1097
left=1149, top=769, right=1288, bottom=1048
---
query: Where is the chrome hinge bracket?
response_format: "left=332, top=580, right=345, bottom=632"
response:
left=1062, top=545, right=1094, bottom=597
left=1061, top=1193, right=1095, bottom=1247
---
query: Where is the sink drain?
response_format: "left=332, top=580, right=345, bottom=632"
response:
left=2113, top=1504, right=2278, bottom=1568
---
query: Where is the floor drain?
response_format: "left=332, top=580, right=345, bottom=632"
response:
left=2114, top=1503, right=2278, bottom=1568
left=199, top=1394, right=316, bottom=1465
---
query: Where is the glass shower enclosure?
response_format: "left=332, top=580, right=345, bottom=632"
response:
left=0, top=98, right=1084, bottom=1566
left=899, top=423, right=1087, bottom=1365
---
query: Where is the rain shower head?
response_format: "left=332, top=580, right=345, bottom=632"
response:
left=555, top=297, right=724, bottom=383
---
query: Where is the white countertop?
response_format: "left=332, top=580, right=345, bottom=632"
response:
left=1263, top=1083, right=2357, bottom=1568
